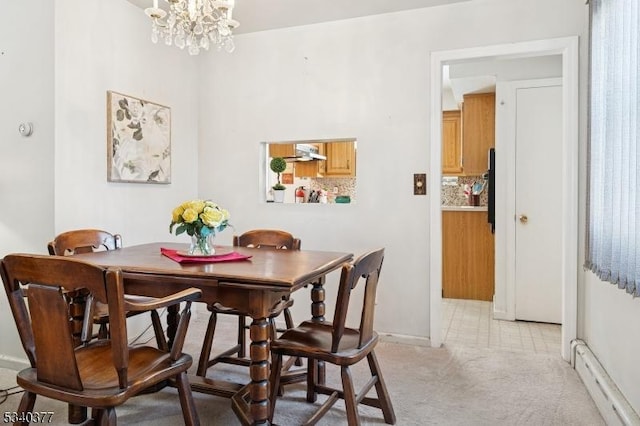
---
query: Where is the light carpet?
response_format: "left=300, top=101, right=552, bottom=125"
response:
left=0, top=314, right=604, bottom=425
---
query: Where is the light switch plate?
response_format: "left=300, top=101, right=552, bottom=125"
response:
left=414, top=173, right=426, bottom=195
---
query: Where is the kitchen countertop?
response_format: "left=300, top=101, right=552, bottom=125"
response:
left=441, top=206, right=488, bottom=212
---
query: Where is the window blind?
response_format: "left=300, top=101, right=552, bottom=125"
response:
left=587, top=0, right=640, bottom=296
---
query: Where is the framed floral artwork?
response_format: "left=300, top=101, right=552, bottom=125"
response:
left=107, top=91, right=171, bottom=183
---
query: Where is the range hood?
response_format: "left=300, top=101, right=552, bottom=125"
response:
left=284, top=143, right=327, bottom=162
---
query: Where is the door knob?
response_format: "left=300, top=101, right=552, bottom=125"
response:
left=519, top=214, right=528, bottom=224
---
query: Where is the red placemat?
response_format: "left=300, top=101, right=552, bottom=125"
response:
left=161, top=248, right=252, bottom=264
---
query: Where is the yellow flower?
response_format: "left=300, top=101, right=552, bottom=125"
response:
left=172, top=205, right=185, bottom=223
left=200, top=206, right=224, bottom=227
left=170, top=199, right=231, bottom=236
left=184, top=200, right=205, bottom=214
left=182, top=208, right=198, bottom=223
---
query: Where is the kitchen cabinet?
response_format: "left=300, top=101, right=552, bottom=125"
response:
left=294, top=144, right=326, bottom=178
left=269, top=143, right=295, bottom=158
left=442, top=110, right=463, bottom=175
left=442, top=210, right=494, bottom=301
left=462, top=92, right=495, bottom=175
left=324, top=141, right=356, bottom=177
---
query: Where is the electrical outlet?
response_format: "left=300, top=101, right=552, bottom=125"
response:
left=414, top=173, right=426, bottom=195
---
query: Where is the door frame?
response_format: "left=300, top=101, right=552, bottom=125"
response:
left=429, top=37, right=579, bottom=361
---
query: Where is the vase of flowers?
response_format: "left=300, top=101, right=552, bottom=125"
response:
left=170, top=199, right=231, bottom=255
left=270, top=157, right=287, bottom=203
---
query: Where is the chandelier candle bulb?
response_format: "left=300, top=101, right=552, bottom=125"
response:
left=145, top=0, right=239, bottom=55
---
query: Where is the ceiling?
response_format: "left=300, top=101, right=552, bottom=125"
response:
left=127, top=0, right=471, bottom=34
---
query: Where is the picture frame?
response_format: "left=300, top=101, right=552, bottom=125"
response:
left=107, top=91, right=171, bottom=184
left=281, top=172, right=294, bottom=184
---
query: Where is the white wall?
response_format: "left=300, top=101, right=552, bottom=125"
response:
left=198, top=0, right=587, bottom=338
left=449, top=55, right=563, bottom=80
left=0, top=0, right=199, bottom=367
left=0, top=0, right=54, bottom=366
left=54, top=0, right=200, bottom=244
left=583, top=273, right=640, bottom=412
left=0, top=1, right=54, bottom=256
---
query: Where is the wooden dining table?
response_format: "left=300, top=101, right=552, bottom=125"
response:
left=72, top=242, right=352, bottom=426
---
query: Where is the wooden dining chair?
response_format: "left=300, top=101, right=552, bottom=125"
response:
left=196, top=229, right=301, bottom=377
left=48, top=229, right=167, bottom=350
left=268, top=248, right=396, bottom=426
left=0, top=254, right=202, bottom=426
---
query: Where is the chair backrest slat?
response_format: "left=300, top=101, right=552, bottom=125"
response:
left=234, top=229, right=301, bottom=250
left=27, top=283, right=83, bottom=390
left=48, top=229, right=122, bottom=256
left=331, top=248, right=385, bottom=353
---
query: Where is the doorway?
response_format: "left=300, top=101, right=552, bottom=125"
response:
left=429, top=37, right=579, bottom=361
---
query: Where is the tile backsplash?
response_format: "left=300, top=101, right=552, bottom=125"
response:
left=441, top=175, right=488, bottom=206
left=308, top=177, right=356, bottom=202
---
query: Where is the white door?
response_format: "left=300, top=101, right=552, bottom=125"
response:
left=514, top=84, right=563, bottom=323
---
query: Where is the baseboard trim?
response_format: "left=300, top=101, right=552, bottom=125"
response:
left=492, top=305, right=513, bottom=321
left=0, top=355, right=29, bottom=371
left=571, top=339, right=640, bottom=426
left=272, top=318, right=432, bottom=347
left=379, top=333, right=431, bottom=347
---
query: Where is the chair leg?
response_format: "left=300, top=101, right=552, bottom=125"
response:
left=67, top=403, right=87, bottom=424
left=97, top=323, right=109, bottom=339
left=151, top=310, right=168, bottom=351
left=367, top=351, right=396, bottom=425
left=268, top=319, right=287, bottom=397
left=268, top=352, right=283, bottom=423
left=238, top=315, right=247, bottom=358
left=306, top=359, right=318, bottom=403
left=341, top=366, right=361, bottom=426
left=92, top=407, right=116, bottom=426
left=268, top=318, right=277, bottom=341
left=16, top=391, right=36, bottom=426
left=283, top=307, right=294, bottom=329
left=197, top=312, right=218, bottom=377
left=175, top=371, right=201, bottom=426
left=283, top=308, right=303, bottom=367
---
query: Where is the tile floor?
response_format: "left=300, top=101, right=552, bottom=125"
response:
left=442, top=298, right=561, bottom=354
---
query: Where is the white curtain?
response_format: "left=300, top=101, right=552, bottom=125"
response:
left=587, top=0, right=640, bottom=296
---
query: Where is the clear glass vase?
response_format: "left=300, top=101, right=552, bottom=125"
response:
left=189, top=232, right=216, bottom=255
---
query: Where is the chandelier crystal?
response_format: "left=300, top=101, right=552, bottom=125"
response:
left=145, top=0, right=239, bottom=55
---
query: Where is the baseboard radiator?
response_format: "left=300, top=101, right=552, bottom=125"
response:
left=571, top=339, right=640, bottom=425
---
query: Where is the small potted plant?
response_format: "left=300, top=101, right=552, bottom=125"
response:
left=270, top=157, right=287, bottom=203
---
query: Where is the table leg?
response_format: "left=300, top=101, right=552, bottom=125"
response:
left=249, top=317, right=270, bottom=425
left=310, top=277, right=326, bottom=323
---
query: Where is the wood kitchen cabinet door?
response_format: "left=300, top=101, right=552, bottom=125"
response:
left=442, top=211, right=495, bottom=301
left=462, top=92, right=495, bottom=175
left=324, top=141, right=356, bottom=177
left=269, top=143, right=295, bottom=158
left=442, top=110, right=463, bottom=175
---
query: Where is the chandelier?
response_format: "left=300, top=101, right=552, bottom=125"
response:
left=145, top=0, right=239, bottom=55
